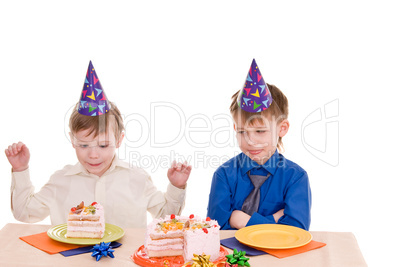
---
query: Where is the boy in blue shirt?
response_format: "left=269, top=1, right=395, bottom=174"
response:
left=207, top=59, right=311, bottom=230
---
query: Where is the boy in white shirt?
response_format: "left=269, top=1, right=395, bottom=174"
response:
left=5, top=61, right=191, bottom=228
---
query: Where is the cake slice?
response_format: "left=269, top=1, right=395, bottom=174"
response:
left=183, top=217, right=220, bottom=261
left=66, top=201, right=105, bottom=239
left=144, top=214, right=221, bottom=261
left=145, top=214, right=186, bottom=257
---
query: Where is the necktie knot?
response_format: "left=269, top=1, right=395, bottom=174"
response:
left=249, top=172, right=269, bottom=189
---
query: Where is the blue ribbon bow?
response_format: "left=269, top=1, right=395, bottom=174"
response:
left=90, top=242, right=115, bottom=261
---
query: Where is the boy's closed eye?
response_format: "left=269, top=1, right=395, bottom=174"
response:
left=76, top=142, right=111, bottom=148
left=237, top=128, right=270, bottom=134
left=99, top=143, right=110, bottom=148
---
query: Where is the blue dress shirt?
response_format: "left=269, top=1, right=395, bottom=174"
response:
left=207, top=150, right=311, bottom=230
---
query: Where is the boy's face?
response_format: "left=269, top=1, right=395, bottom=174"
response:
left=70, top=127, right=124, bottom=177
left=234, top=115, right=289, bottom=165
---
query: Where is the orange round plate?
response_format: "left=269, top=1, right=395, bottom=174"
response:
left=235, top=224, right=312, bottom=249
left=131, top=245, right=228, bottom=267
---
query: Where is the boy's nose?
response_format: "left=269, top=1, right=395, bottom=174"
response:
left=245, top=133, right=258, bottom=145
left=245, top=133, right=268, bottom=147
left=88, top=147, right=99, bottom=158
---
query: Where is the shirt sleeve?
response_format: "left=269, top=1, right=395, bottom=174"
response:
left=247, top=171, right=312, bottom=230
left=246, top=211, right=277, bottom=226
left=145, top=175, right=186, bottom=219
left=279, top=171, right=311, bottom=230
left=10, top=169, right=54, bottom=223
left=207, top=171, right=233, bottom=230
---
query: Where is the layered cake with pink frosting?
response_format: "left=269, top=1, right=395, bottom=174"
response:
left=66, top=201, right=105, bottom=238
left=145, top=214, right=220, bottom=261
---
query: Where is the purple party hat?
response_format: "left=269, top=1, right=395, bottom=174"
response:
left=77, top=61, right=111, bottom=116
left=237, top=59, right=273, bottom=113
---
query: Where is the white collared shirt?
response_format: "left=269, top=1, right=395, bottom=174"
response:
left=10, top=156, right=186, bottom=228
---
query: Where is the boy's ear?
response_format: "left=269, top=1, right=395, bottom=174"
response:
left=116, top=132, right=125, bottom=148
left=233, top=123, right=236, bottom=131
left=278, top=119, right=289, bottom=138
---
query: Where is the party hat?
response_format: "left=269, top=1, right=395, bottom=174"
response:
left=237, top=59, right=273, bottom=113
left=77, top=61, right=111, bottom=116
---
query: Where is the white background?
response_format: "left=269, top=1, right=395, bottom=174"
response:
left=1, top=1, right=401, bottom=266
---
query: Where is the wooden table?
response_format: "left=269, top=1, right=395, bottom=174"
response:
left=0, top=223, right=367, bottom=267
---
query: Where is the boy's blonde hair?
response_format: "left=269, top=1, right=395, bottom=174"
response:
left=230, top=84, right=289, bottom=152
left=69, top=102, right=125, bottom=140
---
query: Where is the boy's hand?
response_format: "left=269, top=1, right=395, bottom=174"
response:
left=229, top=210, right=251, bottom=229
left=5, top=142, right=30, bottom=172
left=167, top=161, right=192, bottom=189
left=273, top=209, right=284, bottom=223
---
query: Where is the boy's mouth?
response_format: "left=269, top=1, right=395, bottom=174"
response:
left=248, top=150, right=263, bottom=155
left=88, top=162, right=102, bottom=167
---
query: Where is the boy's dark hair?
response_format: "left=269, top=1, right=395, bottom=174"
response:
left=230, top=84, right=289, bottom=152
left=69, top=102, right=125, bottom=140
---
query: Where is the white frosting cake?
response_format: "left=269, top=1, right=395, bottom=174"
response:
left=145, top=215, right=220, bottom=261
left=66, top=201, right=105, bottom=239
